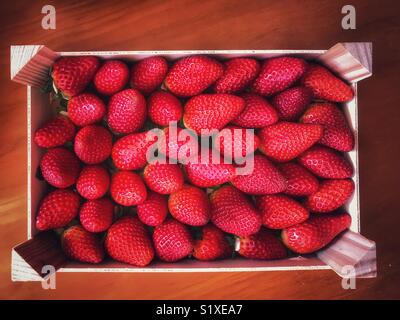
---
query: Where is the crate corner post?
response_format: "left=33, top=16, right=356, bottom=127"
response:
left=317, top=230, right=377, bottom=278
left=11, top=232, right=67, bottom=282
left=11, top=248, right=43, bottom=282
left=318, top=42, right=372, bottom=82
left=10, top=45, right=59, bottom=87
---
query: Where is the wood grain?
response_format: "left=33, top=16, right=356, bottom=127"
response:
left=1, top=0, right=400, bottom=299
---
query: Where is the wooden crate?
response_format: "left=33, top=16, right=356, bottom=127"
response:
left=10, top=43, right=376, bottom=282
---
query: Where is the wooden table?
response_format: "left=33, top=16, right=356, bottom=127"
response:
left=1, top=0, right=399, bottom=299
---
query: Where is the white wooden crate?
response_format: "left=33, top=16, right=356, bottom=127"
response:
left=10, top=43, right=376, bottom=281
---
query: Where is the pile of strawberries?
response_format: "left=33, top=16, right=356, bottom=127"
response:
left=34, top=53, right=355, bottom=266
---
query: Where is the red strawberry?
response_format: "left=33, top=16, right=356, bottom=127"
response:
left=105, top=216, right=154, bottom=266
left=111, top=131, right=158, bottom=170
left=168, top=184, right=210, bottom=226
left=52, top=56, right=100, bottom=98
left=94, top=60, right=129, bottom=96
left=40, top=147, right=81, bottom=188
left=107, top=89, right=147, bottom=134
left=143, top=162, right=184, bottom=194
left=183, top=94, right=245, bottom=134
left=236, top=229, right=287, bottom=260
left=271, top=86, right=313, bottom=121
left=193, top=224, right=232, bottom=261
left=279, top=162, right=319, bottom=196
left=165, top=55, right=223, bottom=97
left=79, top=198, right=114, bottom=233
left=251, top=57, right=307, bottom=96
left=231, top=155, right=287, bottom=195
left=305, top=179, right=355, bottom=213
left=282, top=212, right=352, bottom=254
left=68, top=93, right=106, bottom=126
left=76, top=165, right=110, bottom=200
left=301, top=64, right=354, bottom=102
left=34, top=115, right=75, bottom=148
left=137, top=191, right=168, bottom=227
left=256, top=194, right=309, bottom=229
left=300, top=102, right=354, bottom=152
left=157, top=127, right=198, bottom=162
left=74, top=125, right=112, bottom=164
left=36, top=189, right=80, bottom=231
left=213, top=58, right=260, bottom=93
left=130, top=56, right=168, bottom=94
left=148, top=91, right=183, bottom=126
left=214, top=126, right=260, bottom=160
left=62, top=225, right=104, bottom=263
left=184, top=153, right=235, bottom=188
left=231, top=93, right=278, bottom=128
left=152, top=219, right=193, bottom=262
left=298, top=146, right=353, bottom=179
left=258, top=122, right=323, bottom=162
left=110, top=171, right=147, bottom=206
left=210, top=185, right=261, bottom=236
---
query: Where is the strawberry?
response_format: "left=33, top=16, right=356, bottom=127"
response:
left=130, top=56, right=168, bottom=94
left=152, top=219, right=193, bottom=262
left=62, top=225, right=104, bottom=263
left=36, top=189, right=81, bottom=231
left=76, top=165, right=110, bottom=200
left=193, top=224, right=232, bottom=261
left=302, top=63, right=354, bottom=102
left=213, top=126, right=260, bottom=160
left=110, top=171, right=147, bottom=206
left=40, top=147, right=81, bottom=188
left=282, top=212, right=352, bottom=254
left=279, top=162, right=319, bottom=196
left=231, top=154, right=287, bottom=195
left=137, top=191, right=168, bottom=227
left=143, top=162, right=184, bottom=194
left=68, top=93, right=106, bottom=126
left=74, top=125, right=112, bottom=164
left=105, top=216, right=154, bottom=266
left=157, top=127, right=198, bottom=162
left=168, top=184, right=210, bottom=226
left=148, top=91, right=183, bottom=126
left=183, top=94, right=245, bottom=134
left=107, top=88, right=147, bottom=134
left=79, top=198, right=114, bottom=233
left=111, top=131, right=158, bottom=170
left=271, top=86, right=313, bottom=121
left=231, top=93, right=278, bottom=128
left=184, top=153, right=235, bottom=188
left=165, top=55, right=223, bottom=97
left=94, top=60, right=129, bottom=96
left=34, top=115, right=75, bottom=148
left=236, top=229, right=287, bottom=260
left=210, top=185, right=261, bottom=236
left=256, top=194, right=309, bottom=229
left=213, top=58, right=260, bottom=93
left=52, top=56, right=100, bottom=98
left=258, top=122, right=323, bottom=162
left=305, top=179, right=355, bottom=213
left=298, top=146, right=353, bottom=179
left=300, top=102, right=354, bottom=152
left=251, top=57, right=307, bottom=96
